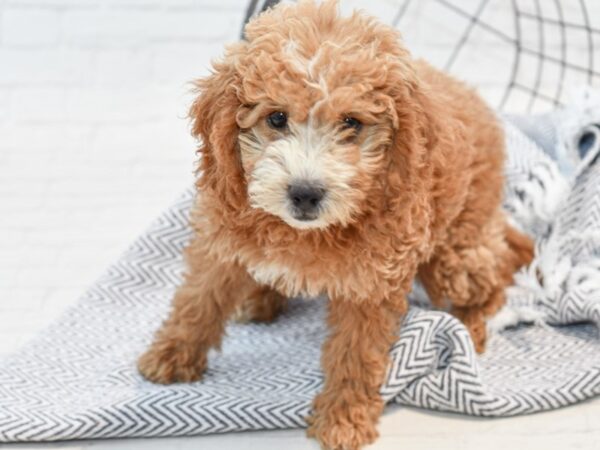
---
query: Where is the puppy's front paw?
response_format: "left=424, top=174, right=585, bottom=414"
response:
left=307, top=393, right=379, bottom=450
left=138, top=339, right=206, bottom=384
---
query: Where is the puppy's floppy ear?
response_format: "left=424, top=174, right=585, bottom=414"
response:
left=189, top=43, right=246, bottom=211
left=387, top=67, right=443, bottom=181
left=386, top=59, right=468, bottom=241
left=382, top=59, right=448, bottom=228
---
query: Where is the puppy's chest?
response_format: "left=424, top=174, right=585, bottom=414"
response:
left=245, top=253, right=357, bottom=298
left=246, top=261, right=303, bottom=295
left=244, top=250, right=402, bottom=300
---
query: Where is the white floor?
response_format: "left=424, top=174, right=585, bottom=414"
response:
left=1, top=1, right=600, bottom=449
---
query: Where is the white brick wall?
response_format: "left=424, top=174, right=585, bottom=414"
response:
left=0, top=0, right=246, bottom=355
left=2, top=9, right=61, bottom=46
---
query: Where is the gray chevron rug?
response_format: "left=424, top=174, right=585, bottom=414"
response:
left=2, top=99, right=600, bottom=441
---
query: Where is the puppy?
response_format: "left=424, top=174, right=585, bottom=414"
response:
left=138, top=2, right=533, bottom=449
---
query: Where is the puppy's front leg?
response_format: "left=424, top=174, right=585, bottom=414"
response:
left=308, top=295, right=406, bottom=450
left=138, top=244, right=256, bottom=384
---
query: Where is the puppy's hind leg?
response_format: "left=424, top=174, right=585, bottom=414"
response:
left=418, top=211, right=532, bottom=353
left=138, top=236, right=257, bottom=384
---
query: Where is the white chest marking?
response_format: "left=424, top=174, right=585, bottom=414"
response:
left=247, top=261, right=297, bottom=288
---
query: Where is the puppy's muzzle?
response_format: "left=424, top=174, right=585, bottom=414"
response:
left=288, top=182, right=325, bottom=221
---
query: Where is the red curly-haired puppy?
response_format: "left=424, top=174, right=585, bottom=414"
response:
left=138, top=1, right=533, bottom=448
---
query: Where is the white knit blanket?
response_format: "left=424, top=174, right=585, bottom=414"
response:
left=1, top=92, right=599, bottom=442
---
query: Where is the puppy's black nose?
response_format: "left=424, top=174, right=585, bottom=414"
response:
left=288, top=183, right=325, bottom=215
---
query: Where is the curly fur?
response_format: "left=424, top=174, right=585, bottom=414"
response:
left=138, top=2, right=533, bottom=449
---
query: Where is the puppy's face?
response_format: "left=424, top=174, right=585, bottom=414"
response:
left=238, top=86, right=391, bottom=229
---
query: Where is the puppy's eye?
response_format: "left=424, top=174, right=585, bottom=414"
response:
left=342, top=116, right=362, bottom=131
left=267, top=111, right=288, bottom=129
